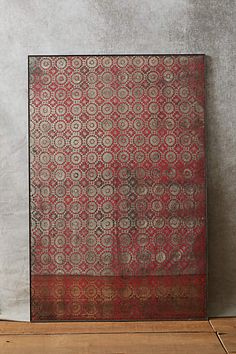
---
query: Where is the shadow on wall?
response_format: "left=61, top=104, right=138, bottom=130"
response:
left=205, top=54, right=235, bottom=316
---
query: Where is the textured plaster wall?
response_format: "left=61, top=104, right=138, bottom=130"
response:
left=0, top=0, right=235, bottom=320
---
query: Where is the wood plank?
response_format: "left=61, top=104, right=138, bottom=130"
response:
left=0, top=320, right=212, bottom=335
left=210, top=318, right=236, bottom=333
left=0, top=332, right=225, bottom=354
left=210, top=318, right=236, bottom=353
left=218, top=333, right=236, bottom=353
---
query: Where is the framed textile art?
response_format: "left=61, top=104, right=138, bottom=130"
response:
left=29, top=55, right=207, bottom=321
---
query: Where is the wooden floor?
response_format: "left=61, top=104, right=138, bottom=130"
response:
left=0, top=318, right=235, bottom=353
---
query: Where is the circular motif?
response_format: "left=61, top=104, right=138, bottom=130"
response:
left=70, top=253, right=81, bottom=265
left=86, top=135, right=98, bottom=147
left=169, top=183, right=180, bottom=195
left=86, top=119, right=97, bottom=131
left=102, top=201, right=113, bottom=213
left=117, top=56, right=128, bottom=67
left=132, top=56, right=144, bottom=67
left=40, top=58, right=52, bottom=70
left=148, top=102, right=159, bottom=114
left=71, top=104, right=81, bottom=116
left=71, top=153, right=82, bottom=164
left=148, top=56, right=159, bottom=66
left=136, top=218, right=148, bottom=229
left=56, top=202, right=66, bottom=214
left=137, top=234, right=148, bottom=246
left=135, top=151, right=145, bottom=163
left=102, top=152, right=113, bottom=163
left=147, top=71, right=159, bottom=82
left=165, top=118, right=175, bottom=130
left=71, top=88, right=82, bottom=100
left=39, top=104, right=51, bottom=117
left=133, top=118, right=144, bottom=131
left=119, top=184, right=131, bottom=196
left=55, top=219, right=66, bottom=230
left=41, top=186, right=50, bottom=197
left=102, top=87, right=113, bottom=99
left=39, top=152, right=50, bottom=164
left=180, top=134, right=192, bottom=146
left=101, top=217, right=114, bottom=230
left=39, top=168, right=50, bottom=181
left=72, top=57, right=82, bottom=68
left=56, top=73, right=67, bottom=85
left=101, top=252, right=113, bottom=265
left=102, top=119, right=113, bottom=130
left=149, top=118, right=159, bottom=130
left=137, top=251, right=151, bottom=264
left=102, top=72, right=113, bottom=84
left=87, top=218, right=97, bottom=230
left=86, top=57, right=98, bottom=68
left=118, top=151, right=129, bottom=163
left=101, top=184, right=114, bottom=197
left=132, top=71, right=143, bottom=83
left=152, top=200, right=163, bottom=211
left=86, top=168, right=97, bottom=181
left=86, top=103, right=97, bottom=115
left=71, top=73, right=82, bottom=84
left=101, top=234, right=113, bottom=247
left=118, top=103, right=128, bottom=114
left=165, top=135, right=175, bottom=146
left=118, top=135, right=129, bottom=147
left=102, top=168, right=113, bottom=180
left=150, top=151, right=160, bottom=162
left=54, top=136, right=65, bottom=148
left=55, top=120, right=66, bottom=132
left=102, top=57, right=113, bottom=67
left=164, top=102, right=174, bottom=114
left=180, top=102, right=191, bottom=114
left=163, top=70, right=174, bottom=82
left=150, top=135, right=160, bottom=146
left=86, top=201, right=97, bottom=214
left=164, top=57, right=174, bottom=66
left=163, top=86, right=174, bottom=98
left=119, top=252, right=131, bottom=264
left=56, top=57, right=67, bottom=69
left=153, top=217, right=165, bottom=228
left=133, top=87, right=144, bottom=99
left=118, top=87, right=128, bottom=99
left=71, top=169, right=81, bottom=181
left=55, top=185, right=66, bottom=197
left=71, top=120, right=82, bottom=131
left=55, top=235, right=66, bottom=247
left=70, top=185, right=81, bottom=197
left=40, top=89, right=51, bottom=101
left=166, top=151, right=177, bottom=163
left=40, top=74, right=51, bottom=85
left=55, top=89, right=66, bottom=101
left=179, top=87, right=189, bottom=98
left=118, top=72, right=128, bottom=83
left=70, top=218, right=82, bottom=230
left=55, top=104, right=66, bottom=116
left=86, top=185, right=97, bottom=197
left=71, top=235, right=81, bottom=247
left=156, top=251, right=166, bottom=263
left=55, top=253, right=66, bottom=265
left=102, top=135, right=113, bottom=147
left=169, top=216, right=181, bottom=229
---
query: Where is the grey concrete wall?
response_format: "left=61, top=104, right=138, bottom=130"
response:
left=0, top=0, right=235, bottom=320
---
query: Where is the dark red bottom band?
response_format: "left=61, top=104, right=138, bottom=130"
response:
left=31, top=274, right=206, bottom=321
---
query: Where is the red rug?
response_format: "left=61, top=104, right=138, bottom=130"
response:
left=29, top=55, right=206, bottom=321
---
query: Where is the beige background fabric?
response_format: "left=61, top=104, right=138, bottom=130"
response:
left=0, top=0, right=235, bottom=321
